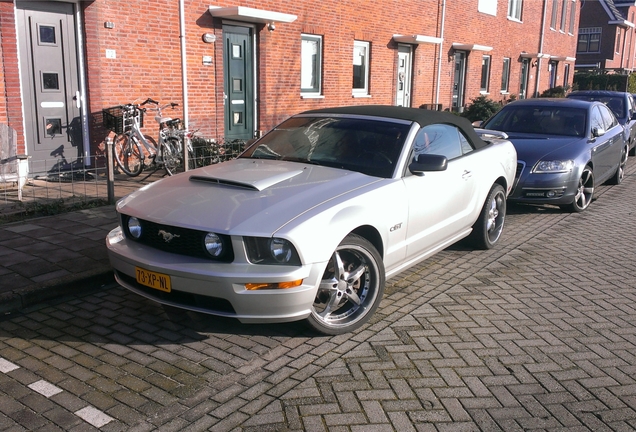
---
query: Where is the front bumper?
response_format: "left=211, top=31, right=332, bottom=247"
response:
left=508, top=163, right=578, bottom=206
left=106, top=227, right=326, bottom=323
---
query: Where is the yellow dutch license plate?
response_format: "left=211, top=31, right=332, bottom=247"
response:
left=135, top=267, right=171, bottom=292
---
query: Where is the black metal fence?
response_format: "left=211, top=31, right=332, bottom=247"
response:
left=0, top=138, right=246, bottom=223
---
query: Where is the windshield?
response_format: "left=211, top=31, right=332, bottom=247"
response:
left=483, top=106, right=588, bottom=137
left=568, top=95, right=625, bottom=119
left=241, top=116, right=411, bottom=178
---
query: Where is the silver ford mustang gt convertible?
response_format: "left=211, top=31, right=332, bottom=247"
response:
left=107, top=105, right=517, bottom=334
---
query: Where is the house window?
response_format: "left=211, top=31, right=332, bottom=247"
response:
left=353, top=40, right=370, bottom=96
left=560, top=0, right=567, bottom=31
left=550, top=0, right=558, bottom=29
left=569, top=0, right=576, bottom=34
left=301, top=34, right=322, bottom=94
left=577, top=28, right=601, bottom=53
left=481, top=55, right=491, bottom=92
left=508, top=0, right=523, bottom=20
left=616, top=29, right=622, bottom=54
left=563, top=63, right=570, bottom=88
left=501, top=58, right=511, bottom=92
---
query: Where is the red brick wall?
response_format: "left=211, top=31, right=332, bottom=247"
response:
left=2, top=0, right=581, bottom=160
left=0, top=1, right=25, bottom=153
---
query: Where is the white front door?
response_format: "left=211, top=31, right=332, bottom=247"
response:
left=395, top=45, right=412, bottom=107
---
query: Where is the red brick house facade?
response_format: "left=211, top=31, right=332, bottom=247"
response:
left=0, top=0, right=578, bottom=176
left=576, top=0, right=636, bottom=72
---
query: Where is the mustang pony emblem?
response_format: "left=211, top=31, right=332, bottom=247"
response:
left=158, top=230, right=180, bottom=243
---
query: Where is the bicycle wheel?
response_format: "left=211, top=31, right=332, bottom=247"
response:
left=113, top=133, right=143, bottom=176
left=161, top=136, right=187, bottom=175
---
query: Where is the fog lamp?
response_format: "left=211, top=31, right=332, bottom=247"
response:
left=127, top=217, right=142, bottom=239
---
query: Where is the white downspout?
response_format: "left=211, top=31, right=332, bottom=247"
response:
left=178, top=0, right=190, bottom=171
left=179, top=0, right=189, bottom=130
left=75, top=6, right=91, bottom=166
left=535, top=0, right=548, bottom=97
left=435, top=0, right=447, bottom=106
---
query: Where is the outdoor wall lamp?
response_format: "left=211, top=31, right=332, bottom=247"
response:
left=202, top=33, right=216, bottom=43
left=267, top=22, right=276, bottom=32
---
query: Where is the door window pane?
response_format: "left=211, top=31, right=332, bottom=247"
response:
left=301, top=34, right=322, bottom=94
left=38, top=25, right=56, bottom=44
left=45, top=118, right=62, bottom=136
left=232, top=44, right=242, bottom=59
left=42, top=72, right=59, bottom=90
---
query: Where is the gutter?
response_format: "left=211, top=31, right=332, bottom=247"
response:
left=179, top=0, right=190, bottom=171
left=434, top=0, right=447, bottom=106
left=535, top=0, right=548, bottom=97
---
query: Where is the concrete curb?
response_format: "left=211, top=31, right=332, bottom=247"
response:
left=0, top=269, right=115, bottom=315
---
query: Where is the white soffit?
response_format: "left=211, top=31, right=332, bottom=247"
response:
left=520, top=52, right=551, bottom=59
left=452, top=43, right=492, bottom=52
left=208, top=6, right=297, bottom=24
left=393, top=34, right=442, bottom=45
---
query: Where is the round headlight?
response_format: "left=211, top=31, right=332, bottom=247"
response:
left=127, top=217, right=142, bottom=239
left=204, top=233, right=224, bottom=257
left=270, top=238, right=293, bottom=263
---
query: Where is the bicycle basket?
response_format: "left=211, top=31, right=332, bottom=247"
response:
left=102, top=105, right=144, bottom=133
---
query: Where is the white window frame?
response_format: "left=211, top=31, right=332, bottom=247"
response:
left=550, top=0, right=558, bottom=29
left=577, top=27, right=601, bottom=53
left=508, top=0, right=523, bottom=21
left=353, top=40, right=370, bottom=97
left=301, top=34, right=323, bottom=97
left=560, top=0, right=567, bottom=31
left=568, top=0, right=577, bottom=35
left=481, top=55, right=491, bottom=93
left=501, top=57, right=511, bottom=93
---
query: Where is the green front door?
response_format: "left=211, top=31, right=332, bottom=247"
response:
left=223, top=25, right=254, bottom=141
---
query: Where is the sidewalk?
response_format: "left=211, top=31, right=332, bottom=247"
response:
left=0, top=170, right=168, bottom=315
left=0, top=205, right=119, bottom=314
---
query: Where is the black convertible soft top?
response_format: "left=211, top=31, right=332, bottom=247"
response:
left=303, top=105, right=489, bottom=149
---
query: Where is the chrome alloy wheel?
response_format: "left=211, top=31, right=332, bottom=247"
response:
left=308, top=235, right=384, bottom=335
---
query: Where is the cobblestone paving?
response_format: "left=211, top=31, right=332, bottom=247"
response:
left=1, top=165, right=636, bottom=431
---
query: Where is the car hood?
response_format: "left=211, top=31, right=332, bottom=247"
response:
left=116, top=158, right=383, bottom=236
left=502, top=133, right=583, bottom=162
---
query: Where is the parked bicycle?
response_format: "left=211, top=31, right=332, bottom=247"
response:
left=103, top=98, right=195, bottom=177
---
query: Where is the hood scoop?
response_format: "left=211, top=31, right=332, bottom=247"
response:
left=189, top=168, right=305, bottom=191
left=189, top=176, right=259, bottom=190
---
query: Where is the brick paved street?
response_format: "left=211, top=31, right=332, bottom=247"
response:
left=1, top=163, right=636, bottom=431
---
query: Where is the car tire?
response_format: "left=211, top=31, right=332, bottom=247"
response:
left=561, top=166, right=594, bottom=213
left=467, top=183, right=506, bottom=250
left=307, top=234, right=385, bottom=335
left=607, top=145, right=628, bottom=185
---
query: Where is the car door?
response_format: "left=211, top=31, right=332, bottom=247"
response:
left=590, top=104, right=623, bottom=182
left=402, top=124, right=479, bottom=261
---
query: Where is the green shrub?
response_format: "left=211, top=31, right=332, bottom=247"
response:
left=460, top=95, right=502, bottom=122
left=539, top=86, right=567, bottom=98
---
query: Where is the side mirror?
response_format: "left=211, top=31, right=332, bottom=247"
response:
left=408, top=154, right=448, bottom=176
left=592, top=127, right=606, bottom=138
left=472, top=120, right=483, bottom=127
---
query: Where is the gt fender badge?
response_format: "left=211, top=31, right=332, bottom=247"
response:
left=158, top=230, right=180, bottom=243
left=390, top=223, right=403, bottom=232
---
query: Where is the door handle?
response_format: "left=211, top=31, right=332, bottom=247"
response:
left=74, top=91, right=81, bottom=108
